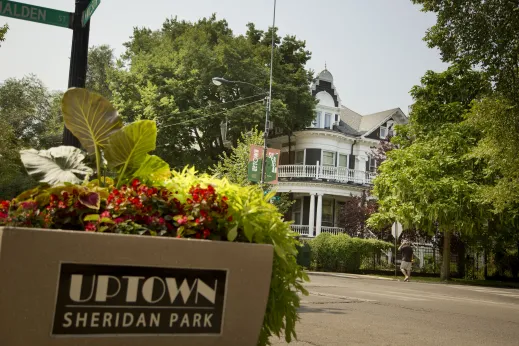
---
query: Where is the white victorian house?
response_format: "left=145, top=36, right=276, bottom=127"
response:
left=268, top=68, right=408, bottom=237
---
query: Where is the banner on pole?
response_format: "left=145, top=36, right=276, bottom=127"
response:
left=247, top=145, right=263, bottom=182
left=265, top=148, right=281, bottom=184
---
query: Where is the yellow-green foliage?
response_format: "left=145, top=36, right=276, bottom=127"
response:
left=164, top=167, right=309, bottom=345
left=308, top=233, right=392, bottom=272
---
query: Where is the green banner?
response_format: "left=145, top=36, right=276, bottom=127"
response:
left=247, top=145, right=263, bottom=182
left=0, top=0, right=72, bottom=29
left=264, top=148, right=280, bottom=184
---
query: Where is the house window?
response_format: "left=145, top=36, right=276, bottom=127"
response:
left=324, top=113, right=332, bottom=128
left=322, top=198, right=333, bottom=226
left=368, top=156, right=377, bottom=172
left=295, top=150, right=304, bottom=165
left=338, top=154, right=348, bottom=168
left=380, top=120, right=394, bottom=139
left=314, top=111, right=321, bottom=128
left=292, top=198, right=302, bottom=224
left=322, top=151, right=335, bottom=166
left=380, top=125, right=388, bottom=139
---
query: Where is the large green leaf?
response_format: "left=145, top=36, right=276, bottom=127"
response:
left=104, top=120, right=157, bottom=179
left=132, top=155, right=170, bottom=181
left=20, top=146, right=93, bottom=185
left=62, top=88, right=122, bottom=155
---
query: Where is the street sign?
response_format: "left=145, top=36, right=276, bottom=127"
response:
left=81, top=0, right=100, bottom=27
left=0, top=0, right=72, bottom=29
left=391, top=222, right=403, bottom=239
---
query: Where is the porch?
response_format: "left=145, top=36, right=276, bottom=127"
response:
left=288, top=193, right=352, bottom=237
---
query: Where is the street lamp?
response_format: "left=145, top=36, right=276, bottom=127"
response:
left=212, top=77, right=271, bottom=184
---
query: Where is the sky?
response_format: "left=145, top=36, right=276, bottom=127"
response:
left=0, top=0, right=448, bottom=115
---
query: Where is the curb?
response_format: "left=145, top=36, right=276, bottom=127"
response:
left=306, top=271, right=396, bottom=281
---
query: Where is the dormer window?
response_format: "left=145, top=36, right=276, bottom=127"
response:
left=324, top=113, right=332, bottom=128
left=380, top=120, right=394, bottom=139
left=314, top=111, right=321, bottom=128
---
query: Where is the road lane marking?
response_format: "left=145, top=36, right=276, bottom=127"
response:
left=307, top=291, right=377, bottom=303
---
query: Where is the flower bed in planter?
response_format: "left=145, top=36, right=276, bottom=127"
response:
left=0, top=88, right=308, bottom=346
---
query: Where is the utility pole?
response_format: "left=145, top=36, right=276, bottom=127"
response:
left=260, top=0, right=276, bottom=184
left=62, top=0, right=91, bottom=148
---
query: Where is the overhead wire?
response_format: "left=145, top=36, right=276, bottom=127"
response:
left=159, top=98, right=265, bottom=129
left=155, top=98, right=266, bottom=149
left=154, top=92, right=267, bottom=121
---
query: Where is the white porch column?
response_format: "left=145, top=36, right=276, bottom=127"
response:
left=309, top=193, right=316, bottom=236
left=316, top=193, right=323, bottom=236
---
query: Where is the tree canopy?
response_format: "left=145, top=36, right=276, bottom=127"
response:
left=109, top=15, right=316, bottom=170
left=413, top=0, right=519, bottom=217
left=368, top=65, right=491, bottom=279
left=0, top=75, right=63, bottom=199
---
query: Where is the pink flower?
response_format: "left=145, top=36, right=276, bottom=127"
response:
left=85, top=223, right=96, bottom=232
left=177, top=216, right=188, bottom=225
left=100, top=211, right=111, bottom=218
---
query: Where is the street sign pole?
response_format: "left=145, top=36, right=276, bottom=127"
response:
left=392, top=222, right=402, bottom=278
left=394, top=234, right=397, bottom=277
left=63, top=0, right=90, bottom=148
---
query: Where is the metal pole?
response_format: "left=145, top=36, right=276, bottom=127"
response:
left=394, top=234, right=397, bottom=277
left=260, top=0, right=276, bottom=184
left=63, top=0, right=91, bottom=147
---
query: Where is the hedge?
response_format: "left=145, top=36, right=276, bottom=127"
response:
left=304, top=233, right=392, bottom=272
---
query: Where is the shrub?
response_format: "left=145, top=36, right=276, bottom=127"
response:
left=308, top=233, right=392, bottom=272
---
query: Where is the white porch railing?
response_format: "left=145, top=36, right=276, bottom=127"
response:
left=278, top=164, right=376, bottom=185
left=290, top=225, right=311, bottom=236
left=320, top=226, right=346, bottom=235
left=290, top=225, right=346, bottom=237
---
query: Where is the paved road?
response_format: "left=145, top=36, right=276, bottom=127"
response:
left=270, top=273, right=519, bottom=346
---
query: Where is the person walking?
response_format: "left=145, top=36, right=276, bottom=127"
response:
left=399, top=240, right=414, bottom=282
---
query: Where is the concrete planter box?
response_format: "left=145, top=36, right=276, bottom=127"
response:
left=0, top=227, right=273, bottom=346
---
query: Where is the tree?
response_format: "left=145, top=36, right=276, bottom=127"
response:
left=0, top=76, right=63, bottom=199
left=86, top=45, right=115, bottom=100
left=109, top=15, right=315, bottom=170
left=0, top=24, right=7, bottom=46
left=412, top=0, right=519, bottom=217
left=210, top=128, right=294, bottom=215
left=337, top=192, right=378, bottom=238
left=412, top=0, right=519, bottom=99
left=368, top=65, right=491, bottom=280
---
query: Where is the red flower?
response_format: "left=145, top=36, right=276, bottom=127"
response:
left=222, top=196, right=228, bottom=201
left=100, top=211, right=111, bottom=218
left=227, top=216, right=233, bottom=222
left=114, top=217, right=124, bottom=224
left=131, top=179, right=141, bottom=189
left=85, top=223, right=96, bottom=232
left=203, top=229, right=211, bottom=238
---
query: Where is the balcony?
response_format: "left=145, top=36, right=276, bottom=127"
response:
left=278, top=164, right=376, bottom=185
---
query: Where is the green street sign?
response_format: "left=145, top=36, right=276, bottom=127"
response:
left=81, top=0, right=100, bottom=27
left=0, top=0, right=72, bottom=28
